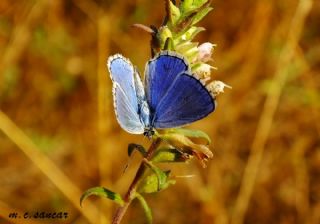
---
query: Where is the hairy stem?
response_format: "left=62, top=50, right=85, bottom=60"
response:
left=111, top=137, right=162, bottom=224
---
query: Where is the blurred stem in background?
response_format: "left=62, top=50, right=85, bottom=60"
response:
left=97, top=13, right=113, bottom=224
left=0, top=110, right=100, bottom=224
left=231, top=0, right=313, bottom=223
left=73, top=0, right=114, bottom=223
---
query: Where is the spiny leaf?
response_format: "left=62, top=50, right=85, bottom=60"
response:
left=80, top=187, right=124, bottom=207
left=134, top=193, right=152, bottom=224
left=175, top=41, right=198, bottom=53
left=180, top=0, right=193, bottom=13
left=168, top=0, right=181, bottom=26
left=173, top=11, right=197, bottom=33
left=193, top=0, right=211, bottom=8
left=128, top=143, right=146, bottom=157
left=175, top=0, right=211, bottom=32
left=180, top=44, right=199, bottom=62
left=180, top=0, right=210, bottom=13
left=175, top=26, right=205, bottom=44
left=191, top=6, right=213, bottom=26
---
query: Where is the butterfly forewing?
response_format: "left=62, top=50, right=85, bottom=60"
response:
left=108, top=55, right=139, bottom=111
left=145, top=51, right=189, bottom=113
left=108, top=55, right=145, bottom=134
left=113, top=83, right=145, bottom=134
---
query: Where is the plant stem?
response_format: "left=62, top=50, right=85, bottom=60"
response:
left=111, top=137, right=162, bottom=224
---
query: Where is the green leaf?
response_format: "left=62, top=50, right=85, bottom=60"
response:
left=191, top=6, right=213, bottom=26
left=157, top=26, right=173, bottom=50
left=180, top=0, right=210, bottom=13
left=165, top=128, right=211, bottom=145
left=138, top=171, right=176, bottom=194
left=163, top=37, right=175, bottom=51
left=80, top=187, right=124, bottom=207
left=168, top=0, right=181, bottom=25
left=175, top=1, right=211, bottom=32
left=144, top=160, right=168, bottom=189
left=193, top=0, right=210, bottom=8
left=138, top=172, right=164, bottom=194
left=183, top=43, right=199, bottom=61
left=180, top=0, right=193, bottom=13
left=173, top=12, right=196, bottom=33
left=134, top=193, right=152, bottom=224
left=175, top=26, right=205, bottom=44
left=175, top=41, right=198, bottom=53
left=128, top=143, right=146, bottom=157
left=152, top=147, right=192, bottom=163
left=138, top=160, right=176, bottom=193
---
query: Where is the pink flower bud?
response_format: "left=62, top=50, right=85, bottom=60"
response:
left=197, top=42, right=215, bottom=62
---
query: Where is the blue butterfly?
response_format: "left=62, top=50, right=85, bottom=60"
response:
left=107, top=51, right=216, bottom=136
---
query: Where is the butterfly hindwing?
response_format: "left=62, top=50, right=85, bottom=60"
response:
left=152, top=73, right=215, bottom=128
left=113, top=83, right=144, bottom=134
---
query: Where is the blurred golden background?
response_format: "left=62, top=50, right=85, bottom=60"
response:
left=0, top=0, right=319, bottom=224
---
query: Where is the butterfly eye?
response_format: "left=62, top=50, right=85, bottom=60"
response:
left=143, top=128, right=155, bottom=138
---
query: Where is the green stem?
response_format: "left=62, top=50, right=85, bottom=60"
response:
left=111, top=137, right=162, bottom=224
left=134, top=192, right=152, bottom=224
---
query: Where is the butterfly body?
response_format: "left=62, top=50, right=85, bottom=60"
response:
left=107, top=51, right=215, bottom=136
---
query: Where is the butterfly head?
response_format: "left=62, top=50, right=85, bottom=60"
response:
left=143, top=127, right=155, bottom=139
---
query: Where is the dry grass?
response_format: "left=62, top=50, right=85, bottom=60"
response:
left=0, top=0, right=319, bottom=224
